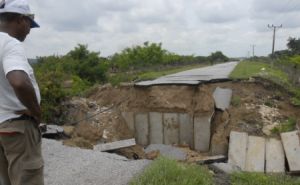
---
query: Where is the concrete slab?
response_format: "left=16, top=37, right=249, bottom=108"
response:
left=228, top=131, right=248, bottom=170
left=213, top=87, right=232, bottom=111
left=163, top=113, right=179, bottom=145
left=245, top=136, right=265, bottom=172
left=281, top=131, right=300, bottom=172
left=135, top=80, right=200, bottom=86
left=194, top=112, right=214, bottom=152
left=121, top=112, right=135, bottom=132
left=46, top=125, right=64, bottom=133
left=149, top=112, right=163, bottom=144
left=135, top=62, right=238, bottom=86
left=179, top=113, right=193, bottom=147
left=266, top=138, right=285, bottom=173
left=134, top=113, right=149, bottom=146
left=95, top=139, right=136, bottom=152
left=145, top=144, right=187, bottom=161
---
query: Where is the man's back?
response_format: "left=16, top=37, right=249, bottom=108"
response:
left=0, top=32, right=40, bottom=124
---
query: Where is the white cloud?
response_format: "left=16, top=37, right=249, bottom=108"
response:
left=25, top=0, right=300, bottom=58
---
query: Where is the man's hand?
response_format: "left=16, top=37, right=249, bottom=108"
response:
left=15, top=109, right=41, bottom=125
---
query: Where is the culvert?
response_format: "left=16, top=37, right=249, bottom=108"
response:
left=122, top=111, right=215, bottom=152
left=119, top=83, right=233, bottom=153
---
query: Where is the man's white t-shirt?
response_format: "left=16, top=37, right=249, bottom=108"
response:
left=0, top=32, right=41, bottom=124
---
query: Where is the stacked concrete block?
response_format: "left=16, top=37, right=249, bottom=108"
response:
left=245, top=136, right=265, bottom=172
left=134, top=113, right=149, bottom=146
left=179, top=113, right=193, bottom=147
left=163, top=113, right=179, bottom=145
left=194, top=112, right=214, bottom=152
left=149, top=112, right=163, bottom=144
left=266, top=138, right=285, bottom=173
left=281, top=131, right=300, bottom=173
left=228, top=131, right=248, bottom=170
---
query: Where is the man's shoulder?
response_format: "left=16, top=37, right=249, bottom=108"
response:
left=0, top=32, right=21, bottom=47
left=0, top=32, right=23, bottom=54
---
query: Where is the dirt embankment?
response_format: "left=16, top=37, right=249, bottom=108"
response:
left=60, top=79, right=300, bottom=158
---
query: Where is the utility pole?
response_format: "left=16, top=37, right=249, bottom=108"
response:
left=268, top=24, right=282, bottom=57
left=250, top=45, right=255, bottom=57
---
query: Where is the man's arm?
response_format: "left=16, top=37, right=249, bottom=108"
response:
left=6, top=70, right=41, bottom=124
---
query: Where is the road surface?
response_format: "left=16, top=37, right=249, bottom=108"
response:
left=135, top=61, right=238, bottom=86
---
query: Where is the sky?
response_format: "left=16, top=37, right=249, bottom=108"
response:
left=24, top=0, right=300, bottom=58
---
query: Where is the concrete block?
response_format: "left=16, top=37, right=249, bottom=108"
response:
left=213, top=87, right=232, bottom=111
left=179, top=113, right=193, bottom=147
left=281, top=131, right=300, bottom=172
left=134, top=113, right=149, bottom=146
left=163, top=113, right=179, bottom=145
left=95, top=139, right=136, bottom=152
left=245, top=136, right=265, bottom=172
left=149, top=112, right=163, bottom=144
left=121, top=112, right=135, bottom=132
left=228, top=131, right=248, bottom=170
left=194, top=112, right=213, bottom=152
left=266, top=138, right=285, bottom=173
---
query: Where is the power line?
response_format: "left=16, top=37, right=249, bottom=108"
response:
left=267, top=24, right=283, bottom=57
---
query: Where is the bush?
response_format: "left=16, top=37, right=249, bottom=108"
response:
left=33, top=44, right=107, bottom=123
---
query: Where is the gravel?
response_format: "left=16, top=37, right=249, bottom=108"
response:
left=42, top=139, right=150, bottom=185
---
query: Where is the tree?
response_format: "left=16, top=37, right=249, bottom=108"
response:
left=208, top=51, right=229, bottom=64
left=110, top=42, right=166, bottom=71
left=287, top=37, right=300, bottom=55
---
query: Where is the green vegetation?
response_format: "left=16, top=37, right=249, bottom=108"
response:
left=208, top=51, right=229, bottom=64
left=130, top=158, right=300, bottom=185
left=33, top=44, right=107, bottom=122
left=229, top=60, right=300, bottom=107
left=272, top=117, right=297, bottom=134
left=229, top=61, right=289, bottom=84
left=130, top=157, right=213, bottom=185
left=231, top=172, right=300, bottom=185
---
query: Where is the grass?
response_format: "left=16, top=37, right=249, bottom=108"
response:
left=229, top=61, right=289, bottom=85
left=129, top=157, right=214, bottom=185
left=231, top=172, right=300, bottom=185
left=272, top=117, right=297, bottom=134
left=230, top=61, right=300, bottom=107
left=108, top=64, right=207, bottom=86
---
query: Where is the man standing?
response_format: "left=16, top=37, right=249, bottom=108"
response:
left=0, top=0, right=44, bottom=185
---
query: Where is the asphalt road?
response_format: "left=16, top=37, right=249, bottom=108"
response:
left=135, top=61, right=238, bottom=86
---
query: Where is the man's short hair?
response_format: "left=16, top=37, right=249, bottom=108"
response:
left=0, top=12, right=21, bottom=23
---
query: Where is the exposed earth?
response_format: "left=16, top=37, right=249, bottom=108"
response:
left=55, top=77, right=300, bottom=161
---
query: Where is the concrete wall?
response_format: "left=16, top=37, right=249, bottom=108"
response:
left=122, top=111, right=213, bottom=152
